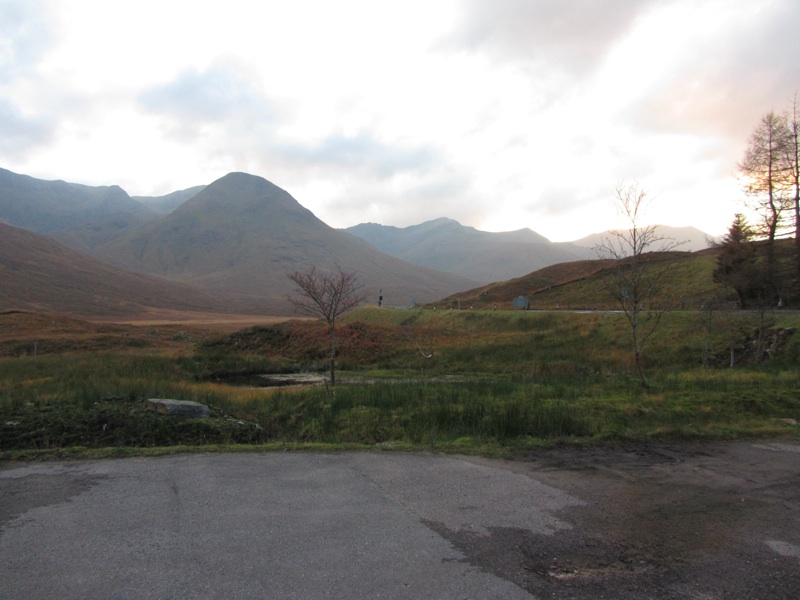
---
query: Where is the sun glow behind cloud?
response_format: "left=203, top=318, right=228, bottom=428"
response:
left=1, top=0, right=798, bottom=241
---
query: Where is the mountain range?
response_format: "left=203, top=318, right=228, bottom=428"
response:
left=0, top=166, right=717, bottom=318
left=0, top=169, right=476, bottom=315
left=345, top=221, right=714, bottom=283
left=0, top=167, right=155, bottom=234
left=344, top=219, right=595, bottom=282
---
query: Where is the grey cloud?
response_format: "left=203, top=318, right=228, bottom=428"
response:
left=447, top=0, right=661, bottom=74
left=140, top=61, right=438, bottom=183
left=279, top=133, right=438, bottom=179
left=631, top=1, right=800, bottom=142
left=139, top=60, right=277, bottom=126
left=0, top=0, right=54, bottom=83
left=324, top=169, right=476, bottom=228
left=531, top=183, right=605, bottom=218
left=0, top=98, right=54, bottom=154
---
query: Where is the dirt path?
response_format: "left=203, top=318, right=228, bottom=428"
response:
left=454, top=441, right=800, bottom=599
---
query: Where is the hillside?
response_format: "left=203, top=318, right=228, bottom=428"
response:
left=48, top=211, right=162, bottom=254
left=95, top=173, right=478, bottom=310
left=0, top=167, right=156, bottom=233
left=47, top=187, right=207, bottom=254
left=433, top=250, right=720, bottom=311
left=0, top=223, right=253, bottom=318
left=345, top=218, right=594, bottom=282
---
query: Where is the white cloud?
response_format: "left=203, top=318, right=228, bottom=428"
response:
left=0, top=0, right=54, bottom=83
left=0, top=0, right=798, bottom=241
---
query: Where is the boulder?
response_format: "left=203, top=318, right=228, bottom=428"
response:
left=146, top=399, right=210, bottom=418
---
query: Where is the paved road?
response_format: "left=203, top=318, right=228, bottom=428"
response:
left=0, top=452, right=573, bottom=599
left=2, top=444, right=799, bottom=599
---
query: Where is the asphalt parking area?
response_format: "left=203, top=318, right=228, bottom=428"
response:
left=1, top=443, right=798, bottom=599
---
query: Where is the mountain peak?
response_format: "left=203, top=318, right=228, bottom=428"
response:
left=174, top=172, right=316, bottom=226
left=203, top=171, right=285, bottom=197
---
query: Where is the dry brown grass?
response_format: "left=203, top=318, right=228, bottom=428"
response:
left=104, top=310, right=302, bottom=331
left=0, top=310, right=301, bottom=357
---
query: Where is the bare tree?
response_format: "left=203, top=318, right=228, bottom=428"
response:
left=596, top=182, right=682, bottom=388
left=739, top=110, right=792, bottom=278
left=783, top=93, right=800, bottom=283
left=286, top=264, right=367, bottom=386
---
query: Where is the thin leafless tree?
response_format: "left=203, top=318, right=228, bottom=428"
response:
left=286, top=264, right=366, bottom=386
left=783, top=93, right=800, bottom=283
left=596, top=182, right=682, bottom=388
left=739, top=110, right=792, bottom=278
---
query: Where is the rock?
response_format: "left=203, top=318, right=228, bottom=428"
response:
left=100, top=395, right=125, bottom=402
left=771, top=418, right=799, bottom=427
left=146, top=399, right=210, bottom=418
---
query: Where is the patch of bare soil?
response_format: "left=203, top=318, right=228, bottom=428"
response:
left=0, top=310, right=297, bottom=356
left=104, top=309, right=300, bottom=331
left=449, top=443, right=800, bottom=599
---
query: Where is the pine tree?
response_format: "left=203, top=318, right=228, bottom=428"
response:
left=712, top=214, right=761, bottom=307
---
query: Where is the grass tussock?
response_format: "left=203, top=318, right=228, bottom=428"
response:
left=1, top=307, right=799, bottom=456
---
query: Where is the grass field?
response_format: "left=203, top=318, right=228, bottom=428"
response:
left=1, top=307, right=798, bottom=459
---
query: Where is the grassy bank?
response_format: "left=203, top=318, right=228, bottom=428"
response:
left=1, top=308, right=799, bottom=458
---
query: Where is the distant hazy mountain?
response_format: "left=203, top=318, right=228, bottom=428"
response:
left=133, top=186, right=206, bottom=214
left=0, top=168, right=205, bottom=255
left=348, top=218, right=550, bottom=249
left=0, top=167, right=155, bottom=233
left=345, top=218, right=593, bottom=283
left=346, top=219, right=717, bottom=283
left=0, top=223, right=245, bottom=318
left=96, top=173, right=478, bottom=312
left=571, top=226, right=717, bottom=253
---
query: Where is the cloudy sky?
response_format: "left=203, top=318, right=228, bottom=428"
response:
left=2, top=0, right=799, bottom=241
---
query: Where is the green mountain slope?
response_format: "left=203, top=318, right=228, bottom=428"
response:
left=434, top=250, right=720, bottom=311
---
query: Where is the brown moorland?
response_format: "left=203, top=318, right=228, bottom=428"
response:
left=0, top=223, right=263, bottom=319
left=0, top=310, right=299, bottom=357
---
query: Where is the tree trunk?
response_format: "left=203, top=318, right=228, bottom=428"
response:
left=795, top=188, right=800, bottom=286
left=766, top=184, right=778, bottom=281
left=631, top=319, right=649, bottom=388
left=702, top=308, right=714, bottom=368
left=634, top=351, right=649, bottom=388
left=329, top=326, right=337, bottom=386
left=768, top=218, right=777, bottom=261
left=789, top=97, right=800, bottom=291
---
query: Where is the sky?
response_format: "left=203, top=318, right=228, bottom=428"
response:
left=2, top=0, right=799, bottom=242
